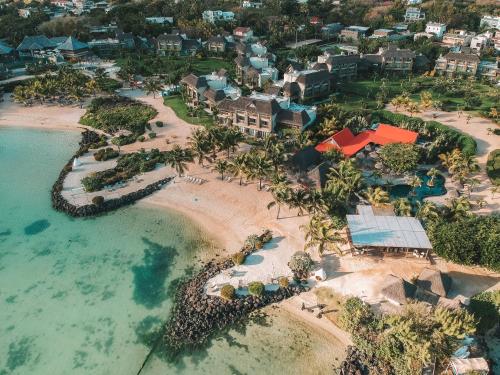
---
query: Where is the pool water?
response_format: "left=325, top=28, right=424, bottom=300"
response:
left=389, top=171, right=446, bottom=202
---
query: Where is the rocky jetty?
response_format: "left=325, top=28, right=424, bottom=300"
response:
left=163, top=232, right=304, bottom=357
left=51, top=130, right=172, bottom=217
left=335, top=346, right=393, bottom=375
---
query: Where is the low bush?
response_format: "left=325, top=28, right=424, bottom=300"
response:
left=155, top=121, right=164, bottom=127
left=261, top=229, right=273, bottom=244
left=220, top=284, right=235, bottom=300
left=231, top=252, right=246, bottom=265
left=88, top=139, right=108, bottom=149
left=149, top=132, right=157, bottom=139
left=486, top=149, right=500, bottom=185
left=469, top=291, right=500, bottom=334
left=244, top=234, right=263, bottom=250
left=288, top=251, right=314, bottom=280
left=94, top=148, right=119, bottom=161
left=278, top=277, right=289, bottom=288
left=137, top=135, right=145, bottom=142
left=248, top=281, right=264, bottom=297
left=112, top=134, right=136, bottom=146
left=92, top=196, right=104, bottom=206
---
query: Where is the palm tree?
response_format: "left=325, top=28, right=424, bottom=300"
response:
left=447, top=197, right=472, bottom=220
left=305, top=190, right=328, bottom=215
left=364, top=186, right=389, bottom=207
left=266, top=142, right=286, bottom=173
left=213, top=159, right=229, bottom=180
left=301, top=214, right=345, bottom=255
left=325, top=159, right=364, bottom=206
left=409, top=175, right=422, bottom=196
left=165, top=145, right=193, bottom=176
left=415, top=201, right=439, bottom=223
left=144, top=78, right=162, bottom=99
left=426, top=168, right=439, bottom=187
left=220, top=127, right=244, bottom=157
left=85, top=79, right=98, bottom=97
left=288, top=188, right=310, bottom=216
left=228, top=153, right=248, bottom=185
left=188, top=128, right=212, bottom=166
left=245, top=153, right=273, bottom=190
left=267, top=176, right=291, bottom=219
left=393, top=198, right=412, bottom=216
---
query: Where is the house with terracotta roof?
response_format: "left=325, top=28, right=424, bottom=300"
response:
left=315, top=124, right=418, bottom=157
left=233, top=27, right=253, bottom=41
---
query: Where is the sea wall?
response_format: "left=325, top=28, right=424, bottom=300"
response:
left=51, top=130, right=172, bottom=217
left=163, top=233, right=305, bottom=357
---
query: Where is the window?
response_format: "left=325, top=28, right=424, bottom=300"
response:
left=248, top=117, right=256, bottom=125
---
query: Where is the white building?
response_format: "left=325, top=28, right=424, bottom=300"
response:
left=480, top=15, right=500, bottom=30
left=145, top=17, right=173, bottom=25
left=404, top=7, right=425, bottom=22
left=470, top=32, right=493, bottom=53
left=407, top=0, right=422, bottom=4
left=242, top=1, right=263, bottom=8
left=202, top=10, right=235, bottom=24
left=425, top=22, right=446, bottom=39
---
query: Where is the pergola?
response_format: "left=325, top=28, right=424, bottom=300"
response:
left=346, top=205, right=432, bottom=259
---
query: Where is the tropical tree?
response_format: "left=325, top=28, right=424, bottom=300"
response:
left=228, top=153, right=249, bottom=186
left=447, top=196, right=472, bottom=220
left=364, top=186, right=389, bottom=207
left=245, top=152, right=273, bottom=190
left=220, top=127, right=244, bottom=157
left=213, top=159, right=229, bottom=180
left=188, top=128, right=212, bottom=166
left=85, top=79, right=98, bottom=97
left=409, top=175, right=422, bottom=196
left=144, top=78, right=162, bottom=99
left=325, top=159, right=364, bottom=206
left=301, top=214, right=345, bottom=255
left=267, top=175, right=291, bottom=219
left=165, top=145, right=193, bottom=176
left=416, top=201, right=440, bottom=223
left=426, top=168, right=440, bottom=187
left=288, top=188, right=310, bottom=217
left=393, top=198, right=412, bottom=216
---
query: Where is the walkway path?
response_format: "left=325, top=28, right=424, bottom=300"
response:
left=386, top=105, right=500, bottom=214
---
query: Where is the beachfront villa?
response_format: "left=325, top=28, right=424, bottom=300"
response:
left=315, top=124, right=418, bottom=157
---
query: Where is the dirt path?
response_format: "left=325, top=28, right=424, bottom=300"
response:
left=386, top=105, right=500, bottom=214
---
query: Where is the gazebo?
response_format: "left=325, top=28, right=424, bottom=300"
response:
left=56, top=36, right=89, bottom=60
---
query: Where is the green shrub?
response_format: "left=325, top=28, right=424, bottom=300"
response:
left=278, top=277, right=289, bottom=288
left=248, top=281, right=264, bottom=297
left=428, top=216, right=500, bottom=271
left=146, top=122, right=152, bottom=131
left=261, top=229, right=273, bottom=244
left=486, top=149, right=500, bottom=185
left=379, top=143, right=421, bottom=174
left=112, top=135, right=136, bottom=146
left=231, top=252, right=246, bottom=265
left=494, top=129, right=500, bottom=136
left=137, top=135, right=145, bottom=142
left=245, top=234, right=263, bottom=250
left=220, top=284, right=235, bottom=300
left=82, top=174, right=105, bottom=192
left=94, top=148, right=119, bottom=161
left=288, top=251, right=314, bottom=279
left=92, top=196, right=104, bottom=206
left=155, top=121, right=164, bottom=127
left=149, top=132, right=157, bottom=139
left=469, top=291, right=500, bottom=334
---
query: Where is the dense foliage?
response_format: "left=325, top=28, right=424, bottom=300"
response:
left=288, top=251, right=314, bottom=279
left=486, top=149, right=500, bottom=185
left=247, top=281, right=264, bottom=297
left=428, top=216, right=500, bottom=271
left=93, top=148, right=119, bottom=161
left=339, top=297, right=476, bottom=375
left=379, top=143, right=421, bottom=174
left=80, top=96, right=157, bottom=135
left=468, top=291, right=500, bottom=334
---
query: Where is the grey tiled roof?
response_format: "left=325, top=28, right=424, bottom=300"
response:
left=296, top=69, right=330, bottom=85
left=218, top=96, right=281, bottom=115
left=180, top=74, right=207, bottom=88
left=277, top=109, right=311, bottom=127
left=17, top=35, right=58, bottom=51
left=443, top=52, right=480, bottom=63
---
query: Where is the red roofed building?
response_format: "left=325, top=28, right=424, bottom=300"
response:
left=315, top=124, right=418, bottom=157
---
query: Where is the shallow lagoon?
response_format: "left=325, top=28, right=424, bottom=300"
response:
left=0, top=127, right=344, bottom=375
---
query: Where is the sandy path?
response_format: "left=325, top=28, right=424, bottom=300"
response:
left=386, top=105, right=500, bottom=214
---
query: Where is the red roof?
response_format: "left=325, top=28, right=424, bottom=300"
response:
left=315, top=124, right=418, bottom=157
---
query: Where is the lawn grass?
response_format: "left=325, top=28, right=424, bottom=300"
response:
left=188, top=58, right=233, bottom=76
left=163, top=95, right=214, bottom=127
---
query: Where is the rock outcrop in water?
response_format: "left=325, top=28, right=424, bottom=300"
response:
left=162, top=232, right=305, bottom=358
left=51, top=130, right=172, bottom=217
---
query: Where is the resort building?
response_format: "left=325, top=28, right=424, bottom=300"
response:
left=205, top=35, right=234, bottom=53
left=480, top=15, right=500, bottom=30
left=316, top=52, right=360, bottom=81
left=478, top=60, right=499, bottom=82
left=470, top=32, right=493, bottom=53
left=371, top=29, right=395, bottom=39
left=346, top=205, right=432, bottom=257
left=156, top=33, right=201, bottom=56
left=340, top=26, right=370, bottom=41
left=216, top=93, right=316, bottom=138
left=180, top=70, right=240, bottom=109
left=202, top=10, right=235, bottom=23
left=434, top=52, right=480, bottom=77
left=145, top=16, right=173, bottom=25
left=363, top=45, right=416, bottom=74
left=321, top=23, right=344, bottom=39
left=234, top=45, right=278, bottom=89
left=404, top=7, right=425, bottom=22
left=442, top=30, right=474, bottom=47
left=279, top=66, right=332, bottom=102
left=0, top=41, right=15, bottom=62
left=16, top=35, right=61, bottom=58
left=315, top=124, right=418, bottom=157
left=242, top=1, right=263, bottom=8
left=425, top=22, right=447, bottom=39
left=56, top=36, right=89, bottom=60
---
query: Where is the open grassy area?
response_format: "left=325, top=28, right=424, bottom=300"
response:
left=486, top=149, right=500, bottom=185
left=163, top=95, right=215, bottom=127
left=337, top=76, right=498, bottom=116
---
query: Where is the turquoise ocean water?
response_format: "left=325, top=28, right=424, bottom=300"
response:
left=0, top=127, right=344, bottom=375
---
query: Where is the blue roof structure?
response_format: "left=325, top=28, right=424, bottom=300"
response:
left=56, top=36, right=88, bottom=51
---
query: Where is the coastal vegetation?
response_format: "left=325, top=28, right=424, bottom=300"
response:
left=93, top=148, right=119, bottom=161
left=287, top=251, right=314, bottom=280
left=486, top=149, right=500, bottom=185
left=79, top=96, right=157, bottom=135
left=339, top=297, right=476, bottom=374
left=12, top=67, right=121, bottom=106
left=379, top=143, right=421, bottom=174
left=468, top=291, right=500, bottom=334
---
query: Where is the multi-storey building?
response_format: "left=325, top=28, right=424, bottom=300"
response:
left=434, top=52, right=480, bottom=77
left=404, top=7, right=425, bottom=22
left=425, top=22, right=447, bottom=39
left=340, top=26, right=370, bottom=41
left=442, top=30, right=474, bottom=47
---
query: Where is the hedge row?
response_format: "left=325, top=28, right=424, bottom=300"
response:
left=372, top=110, right=477, bottom=156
